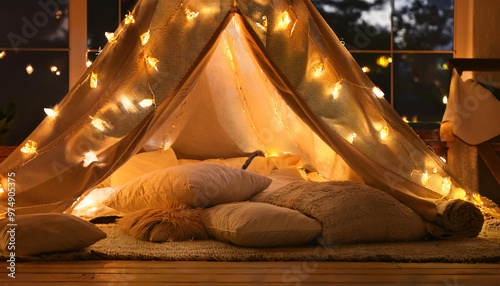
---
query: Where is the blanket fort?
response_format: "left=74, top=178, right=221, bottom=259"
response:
left=0, top=0, right=498, bottom=228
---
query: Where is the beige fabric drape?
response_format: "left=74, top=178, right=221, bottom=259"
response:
left=1, top=0, right=488, bottom=221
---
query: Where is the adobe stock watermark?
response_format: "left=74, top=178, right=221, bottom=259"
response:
left=5, top=172, right=17, bottom=279
left=7, top=0, right=69, bottom=52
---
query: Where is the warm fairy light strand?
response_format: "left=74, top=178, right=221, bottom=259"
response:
left=44, top=108, right=58, bottom=118
left=90, top=72, right=98, bottom=88
left=105, top=32, right=117, bottom=44
left=124, top=13, right=135, bottom=25
left=141, top=30, right=151, bottom=45
left=185, top=9, right=199, bottom=19
left=20, top=140, right=37, bottom=155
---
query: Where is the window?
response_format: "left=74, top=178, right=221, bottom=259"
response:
left=87, top=0, right=138, bottom=64
left=0, top=0, right=70, bottom=145
left=313, top=0, right=454, bottom=126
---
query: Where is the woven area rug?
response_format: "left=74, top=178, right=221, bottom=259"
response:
left=4, top=219, right=499, bottom=263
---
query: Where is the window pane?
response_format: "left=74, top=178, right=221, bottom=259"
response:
left=393, top=0, right=454, bottom=50
left=351, top=53, right=392, bottom=104
left=0, top=51, right=69, bottom=145
left=312, top=0, right=391, bottom=50
left=0, top=0, right=69, bottom=49
left=87, top=0, right=119, bottom=50
left=393, top=53, right=452, bottom=123
left=121, top=0, right=139, bottom=20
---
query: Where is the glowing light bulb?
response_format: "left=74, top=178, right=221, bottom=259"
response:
left=44, top=108, right=58, bottom=118
left=50, top=66, right=58, bottom=73
left=139, top=99, right=154, bottom=108
left=26, top=64, right=34, bottom=75
left=257, top=15, right=268, bottom=31
left=0, top=183, right=3, bottom=194
left=185, top=9, right=199, bottom=19
left=277, top=11, right=291, bottom=30
left=373, top=87, right=385, bottom=98
left=440, top=156, right=447, bottom=163
left=90, top=72, right=98, bottom=88
left=443, top=96, right=448, bottom=104
left=105, top=32, right=117, bottom=44
left=56, top=71, right=61, bottom=76
left=433, top=167, right=438, bottom=174
left=362, top=66, right=370, bottom=73
left=0, top=51, right=5, bottom=59
left=83, top=152, right=98, bottom=167
left=91, top=118, right=106, bottom=131
left=402, top=116, right=409, bottom=123
left=421, top=171, right=429, bottom=186
left=313, top=62, right=324, bottom=78
left=388, top=57, right=393, bottom=63
left=145, top=56, right=159, bottom=71
left=20, top=140, right=37, bottom=155
left=347, top=133, right=357, bottom=144
left=380, top=125, right=389, bottom=140
left=124, top=13, right=135, bottom=25
left=442, top=177, right=451, bottom=193
left=332, top=82, right=342, bottom=100
left=162, top=141, right=171, bottom=150
left=86, top=60, right=92, bottom=68
left=376, top=56, right=390, bottom=68
left=472, top=193, right=484, bottom=205
left=141, top=30, right=150, bottom=45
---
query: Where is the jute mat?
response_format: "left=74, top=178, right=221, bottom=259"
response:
left=6, top=219, right=500, bottom=263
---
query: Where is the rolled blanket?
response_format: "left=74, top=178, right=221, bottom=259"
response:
left=427, top=199, right=484, bottom=239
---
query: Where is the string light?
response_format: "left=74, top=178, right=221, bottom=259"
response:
left=83, top=152, right=98, bottom=167
left=50, top=66, right=58, bottom=73
left=139, top=99, right=155, bottom=107
left=276, top=11, right=291, bottom=30
left=362, top=66, right=370, bottom=73
left=402, top=116, right=409, bottom=123
left=421, top=171, right=429, bottom=186
left=433, top=167, right=438, bottom=174
left=313, top=62, right=324, bottom=78
left=105, top=32, right=117, bottom=44
left=372, top=86, right=385, bottom=98
left=380, top=125, right=389, bottom=140
left=56, top=71, right=61, bottom=76
left=331, top=82, right=342, bottom=100
left=20, top=140, right=37, bottom=155
left=141, top=30, right=150, bottom=45
left=124, top=13, right=135, bottom=25
left=185, top=9, right=199, bottom=19
left=376, top=56, right=390, bottom=68
left=145, top=56, right=159, bottom=71
left=26, top=64, right=34, bottom=75
left=443, top=96, right=448, bottom=104
left=472, top=193, right=484, bottom=205
left=162, top=141, right=171, bottom=150
left=0, top=51, right=5, bottom=59
left=90, top=72, right=98, bottom=88
left=0, top=183, right=3, bottom=194
left=442, top=177, right=452, bottom=193
left=347, top=133, right=357, bottom=144
left=440, top=156, right=447, bottom=163
left=256, top=15, right=267, bottom=31
left=86, top=60, right=92, bottom=68
left=91, top=118, right=106, bottom=131
left=44, top=108, right=58, bottom=118
left=290, top=20, right=297, bottom=36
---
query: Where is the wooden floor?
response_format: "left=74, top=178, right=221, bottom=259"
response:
left=1, top=261, right=499, bottom=285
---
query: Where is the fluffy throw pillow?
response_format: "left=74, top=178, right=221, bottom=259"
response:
left=105, top=163, right=272, bottom=212
left=202, top=202, right=322, bottom=247
left=262, top=181, right=427, bottom=245
left=110, top=148, right=178, bottom=187
left=0, top=214, right=106, bottom=256
left=118, top=204, right=208, bottom=242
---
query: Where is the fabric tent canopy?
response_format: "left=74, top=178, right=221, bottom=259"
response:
left=0, top=0, right=496, bottom=224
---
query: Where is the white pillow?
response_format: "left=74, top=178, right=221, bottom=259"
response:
left=104, top=163, right=272, bottom=212
left=110, top=148, right=178, bottom=187
left=0, top=214, right=106, bottom=256
left=202, top=202, right=322, bottom=247
left=70, top=187, right=124, bottom=219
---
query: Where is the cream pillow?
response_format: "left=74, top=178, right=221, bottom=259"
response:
left=70, top=187, right=124, bottom=219
left=105, top=163, right=272, bottom=212
left=202, top=202, right=322, bottom=247
left=110, top=148, right=178, bottom=187
left=250, top=168, right=305, bottom=202
left=0, top=214, right=106, bottom=256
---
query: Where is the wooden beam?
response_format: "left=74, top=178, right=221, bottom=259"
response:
left=477, top=142, right=500, bottom=185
